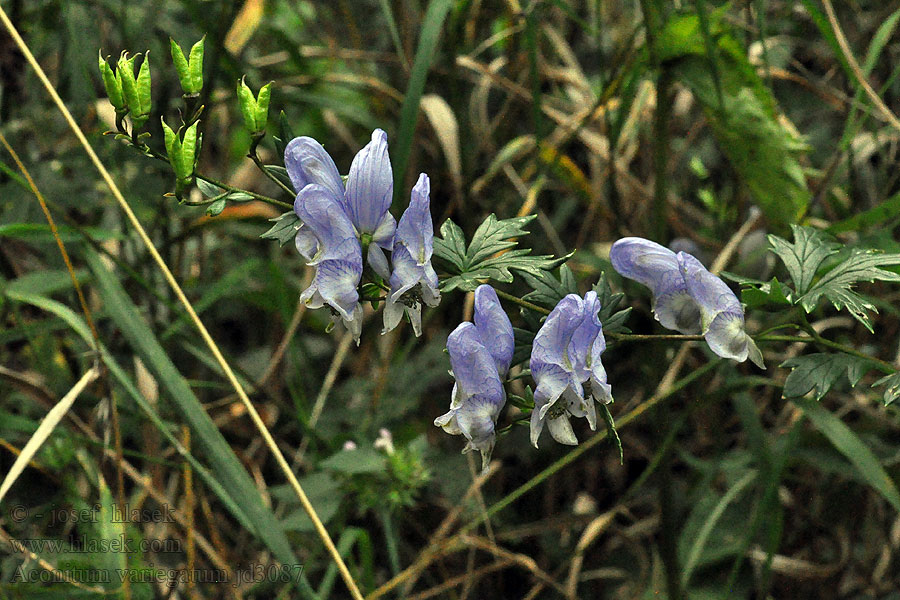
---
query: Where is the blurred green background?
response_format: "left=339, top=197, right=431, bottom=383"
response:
left=2, top=0, right=900, bottom=598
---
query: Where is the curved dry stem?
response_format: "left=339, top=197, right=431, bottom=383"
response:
left=0, top=9, right=364, bottom=600
left=820, top=0, right=900, bottom=134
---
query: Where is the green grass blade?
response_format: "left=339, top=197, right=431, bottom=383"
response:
left=794, top=396, right=900, bottom=512
left=681, top=470, right=756, bottom=587
left=4, top=289, right=253, bottom=533
left=378, top=0, right=409, bottom=71
left=81, top=249, right=318, bottom=597
left=391, top=0, right=452, bottom=207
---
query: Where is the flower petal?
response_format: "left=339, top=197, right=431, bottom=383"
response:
left=387, top=245, right=422, bottom=301
left=703, top=310, right=752, bottom=362
left=677, top=251, right=742, bottom=327
left=530, top=294, right=583, bottom=371
left=569, top=291, right=602, bottom=375
left=473, top=285, right=514, bottom=375
left=530, top=362, right=573, bottom=447
left=367, top=244, right=391, bottom=280
left=284, top=136, right=343, bottom=197
left=382, top=296, right=405, bottom=335
left=395, top=173, right=433, bottom=265
left=447, top=322, right=505, bottom=407
left=309, top=258, right=362, bottom=321
left=294, top=223, right=318, bottom=261
left=294, top=184, right=360, bottom=262
left=610, top=237, right=681, bottom=291
left=610, top=237, right=708, bottom=333
left=547, top=413, right=578, bottom=445
left=421, top=264, right=441, bottom=306
left=654, top=288, right=702, bottom=334
left=344, top=129, right=393, bottom=235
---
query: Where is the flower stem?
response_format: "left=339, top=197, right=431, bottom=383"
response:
left=758, top=334, right=895, bottom=373
left=142, top=143, right=293, bottom=210
left=493, top=288, right=551, bottom=315
left=249, top=150, right=297, bottom=197
left=491, top=290, right=895, bottom=372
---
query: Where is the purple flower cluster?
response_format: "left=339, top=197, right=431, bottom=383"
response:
left=436, top=237, right=760, bottom=463
left=285, top=129, right=440, bottom=342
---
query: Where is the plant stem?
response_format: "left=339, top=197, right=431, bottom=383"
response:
left=142, top=143, right=294, bottom=210
left=492, top=288, right=551, bottom=315
left=194, top=173, right=293, bottom=210
left=758, top=334, right=895, bottom=372
left=492, top=288, right=895, bottom=373
left=249, top=150, right=297, bottom=196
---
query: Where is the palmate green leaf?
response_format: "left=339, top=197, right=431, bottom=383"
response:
left=767, top=225, right=900, bottom=330
left=522, top=264, right=578, bottom=308
left=433, top=214, right=570, bottom=292
left=800, top=248, right=900, bottom=332
left=872, top=372, right=900, bottom=406
left=781, top=353, right=872, bottom=401
left=593, top=271, right=632, bottom=334
left=467, top=214, right=535, bottom=263
left=737, top=276, right=792, bottom=309
left=767, top=225, right=839, bottom=295
left=260, top=210, right=302, bottom=246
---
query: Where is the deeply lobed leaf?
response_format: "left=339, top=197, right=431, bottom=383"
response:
left=433, top=214, right=569, bottom=292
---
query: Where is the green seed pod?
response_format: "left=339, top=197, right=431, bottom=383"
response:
left=187, top=37, right=205, bottom=94
left=170, top=39, right=191, bottom=94
left=117, top=51, right=151, bottom=129
left=254, top=82, right=271, bottom=132
left=236, top=77, right=272, bottom=134
left=98, top=51, right=125, bottom=111
left=237, top=77, right=259, bottom=134
left=161, top=118, right=198, bottom=183
left=133, top=51, right=152, bottom=125
left=161, top=118, right=183, bottom=178
left=117, top=52, right=139, bottom=117
left=171, top=37, right=204, bottom=95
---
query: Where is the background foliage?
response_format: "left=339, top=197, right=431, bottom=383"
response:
left=2, top=0, right=900, bottom=598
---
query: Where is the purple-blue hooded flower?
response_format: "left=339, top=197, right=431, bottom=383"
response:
left=345, top=130, right=396, bottom=278
left=382, top=173, right=441, bottom=336
left=529, top=292, right=612, bottom=447
left=610, top=237, right=764, bottom=367
left=284, top=136, right=345, bottom=261
left=434, top=285, right=513, bottom=469
left=677, top=252, right=764, bottom=367
left=294, top=185, right=364, bottom=341
left=285, top=129, right=397, bottom=277
left=609, top=237, right=701, bottom=334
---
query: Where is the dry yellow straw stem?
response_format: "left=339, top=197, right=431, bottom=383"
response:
left=0, top=8, right=363, bottom=599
